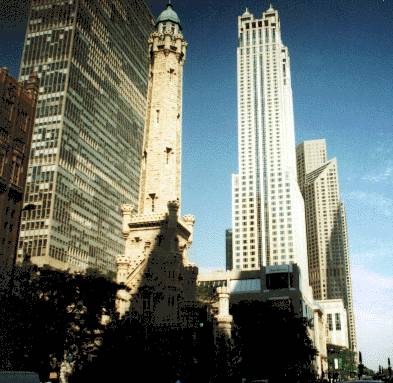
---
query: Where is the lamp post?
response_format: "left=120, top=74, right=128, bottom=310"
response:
left=358, top=351, right=364, bottom=380
left=7, top=202, right=36, bottom=297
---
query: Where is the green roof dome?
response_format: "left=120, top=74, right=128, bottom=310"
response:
left=156, top=3, right=181, bottom=28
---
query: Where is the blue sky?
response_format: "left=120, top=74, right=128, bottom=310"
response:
left=1, top=0, right=392, bottom=370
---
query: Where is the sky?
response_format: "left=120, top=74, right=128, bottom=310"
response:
left=1, top=0, right=392, bottom=371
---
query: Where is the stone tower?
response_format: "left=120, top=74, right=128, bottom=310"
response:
left=138, top=2, right=186, bottom=215
left=116, top=3, right=198, bottom=327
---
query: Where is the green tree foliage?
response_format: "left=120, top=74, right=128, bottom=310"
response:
left=231, top=300, right=317, bottom=383
left=1, top=267, right=318, bottom=383
left=0, top=265, right=117, bottom=381
left=69, top=310, right=218, bottom=383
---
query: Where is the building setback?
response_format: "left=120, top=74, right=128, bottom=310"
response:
left=18, top=0, right=153, bottom=274
left=296, top=139, right=357, bottom=351
left=0, top=68, right=38, bottom=290
left=231, top=5, right=310, bottom=294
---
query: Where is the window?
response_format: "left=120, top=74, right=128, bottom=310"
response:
left=335, top=313, right=341, bottom=330
left=11, top=156, right=22, bottom=185
left=0, top=151, right=5, bottom=176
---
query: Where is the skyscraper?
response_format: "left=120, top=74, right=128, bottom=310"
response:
left=0, top=68, right=38, bottom=290
left=231, top=6, right=309, bottom=291
left=296, top=139, right=357, bottom=351
left=18, top=0, right=153, bottom=274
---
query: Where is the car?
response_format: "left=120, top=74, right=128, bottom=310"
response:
left=0, top=371, right=40, bottom=383
left=342, top=380, right=383, bottom=383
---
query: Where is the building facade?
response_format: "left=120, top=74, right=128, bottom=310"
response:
left=0, top=68, right=38, bottom=291
left=296, top=139, right=356, bottom=351
left=231, top=6, right=310, bottom=294
left=317, top=299, right=349, bottom=349
left=18, top=0, right=153, bottom=274
left=116, top=4, right=198, bottom=327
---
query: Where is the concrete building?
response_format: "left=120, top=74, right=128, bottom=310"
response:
left=17, top=0, right=153, bottom=274
left=317, top=299, right=349, bottom=349
left=296, top=139, right=356, bottom=351
left=198, top=265, right=313, bottom=319
left=0, top=68, right=38, bottom=291
left=311, top=303, right=329, bottom=378
left=231, top=5, right=310, bottom=297
left=116, top=4, right=198, bottom=327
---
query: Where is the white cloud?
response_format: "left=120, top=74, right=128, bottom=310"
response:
left=346, top=191, right=393, bottom=217
left=352, top=265, right=393, bottom=370
left=351, top=242, right=393, bottom=268
left=362, top=166, right=393, bottom=183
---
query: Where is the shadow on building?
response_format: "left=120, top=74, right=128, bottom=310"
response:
left=325, top=205, right=356, bottom=352
left=112, top=201, right=233, bottom=383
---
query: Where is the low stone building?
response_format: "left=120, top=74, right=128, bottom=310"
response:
left=317, top=299, right=349, bottom=348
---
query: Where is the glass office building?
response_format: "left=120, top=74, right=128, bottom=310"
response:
left=18, top=0, right=153, bottom=274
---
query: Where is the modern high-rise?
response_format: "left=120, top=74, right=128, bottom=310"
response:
left=231, top=6, right=309, bottom=292
left=296, top=139, right=356, bottom=351
left=18, top=0, right=153, bottom=274
left=0, top=68, right=38, bottom=291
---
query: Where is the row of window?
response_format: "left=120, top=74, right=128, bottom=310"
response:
left=327, top=313, right=342, bottom=331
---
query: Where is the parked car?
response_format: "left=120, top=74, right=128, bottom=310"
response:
left=342, top=380, right=383, bottom=383
left=0, top=371, right=40, bottom=383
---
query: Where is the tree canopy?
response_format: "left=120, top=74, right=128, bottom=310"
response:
left=1, top=266, right=317, bottom=383
left=231, top=300, right=317, bottom=383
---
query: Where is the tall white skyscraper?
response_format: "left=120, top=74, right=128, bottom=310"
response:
left=231, top=6, right=309, bottom=291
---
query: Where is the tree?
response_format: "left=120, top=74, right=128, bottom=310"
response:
left=69, top=308, right=220, bottom=383
left=0, top=265, right=118, bottom=381
left=231, top=300, right=317, bottom=383
left=358, top=351, right=365, bottom=379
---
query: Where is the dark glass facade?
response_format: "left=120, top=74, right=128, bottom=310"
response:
left=18, top=0, right=153, bottom=274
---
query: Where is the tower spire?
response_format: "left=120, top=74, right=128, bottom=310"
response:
left=138, top=3, right=187, bottom=215
left=267, top=3, right=275, bottom=12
